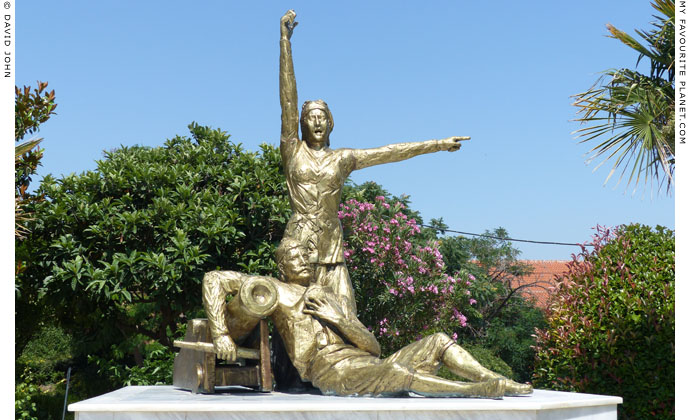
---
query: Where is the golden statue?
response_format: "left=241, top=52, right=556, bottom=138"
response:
left=279, top=9, right=469, bottom=313
left=203, top=238, right=532, bottom=398
left=176, top=10, right=533, bottom=398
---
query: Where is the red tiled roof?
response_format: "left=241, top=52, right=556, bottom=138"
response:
left=511, top=260, right=570, bottom=309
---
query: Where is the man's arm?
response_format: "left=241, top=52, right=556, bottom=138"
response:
left=202, top=270, right=245, bottom=361
left=280, top=10, right=299, bottom=144
left=303, top=286, right=381, bottom=357
left=350, top=137, right=469, bottom=171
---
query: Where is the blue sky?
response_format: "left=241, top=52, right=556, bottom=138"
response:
left=17, top=1, right=675, bottom=260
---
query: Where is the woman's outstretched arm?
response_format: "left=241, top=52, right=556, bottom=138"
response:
left=351, top=136, right=469, bottom=170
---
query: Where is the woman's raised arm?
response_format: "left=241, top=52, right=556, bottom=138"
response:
left=279, top=10, right=299, bottom=144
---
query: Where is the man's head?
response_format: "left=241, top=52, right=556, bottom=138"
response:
left=275, top=238, right=313, bottom=286
left=300, top=100, right=333, bottom=147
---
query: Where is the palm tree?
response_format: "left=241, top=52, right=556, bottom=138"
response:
left=572, top=0, right=674, bottom=194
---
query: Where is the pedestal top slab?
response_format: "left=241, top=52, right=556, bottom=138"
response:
left=69, top=386, right=622, bottom=413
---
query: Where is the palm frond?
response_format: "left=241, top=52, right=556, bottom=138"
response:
left=607, top=24, right=655, bottom=64
left=15, top=138, right=43, bottom=159
left=15, top=138, right=44, bottom=238
left=572, top=65, right=674, bottom=193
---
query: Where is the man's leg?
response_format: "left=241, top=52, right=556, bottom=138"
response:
left=408, top=373, right=505, bottom=399
left=441, top=344, right=533, bottom=396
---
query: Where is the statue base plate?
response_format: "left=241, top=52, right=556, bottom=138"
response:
left=69, top=385, right=622, bottom=420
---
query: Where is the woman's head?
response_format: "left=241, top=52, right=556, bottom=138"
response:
left=300, top=100, right=334, bottom=147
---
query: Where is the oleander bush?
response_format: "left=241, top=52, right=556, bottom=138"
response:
left=533, top=224, right=674, bottom=420
left=340, top=196, right=481, bottom=355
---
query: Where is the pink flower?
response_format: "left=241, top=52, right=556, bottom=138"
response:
left=452, top=308, right=468, bottom=326
left=469, top=298, right=477, bottom=305
left=452, top=332, right=458, bottom=341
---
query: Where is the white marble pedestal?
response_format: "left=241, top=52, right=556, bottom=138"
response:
left=69, top=385, right=622, bottom=420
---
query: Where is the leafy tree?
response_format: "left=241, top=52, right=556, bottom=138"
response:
left=533, top=224, right=674, bottom=419
left=573, top=0, right=675, bottom=193
left=438, top=230, right=546, bottom=382
left=15, top=81, right=56, bottom=238
left=441, top=229, right=538, bottom=332
left=17, top=123, right=290, bottom=365
left=16, top=81, right=58, bottom=142
left=480, top=298, right=545, bottom=383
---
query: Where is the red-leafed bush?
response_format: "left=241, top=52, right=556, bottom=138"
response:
left=533, top=224, right=674, bottom=420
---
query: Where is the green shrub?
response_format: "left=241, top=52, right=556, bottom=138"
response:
left=480, top=297, right=545, bottom=383
left=17, top=325, right=73, bottom=384
left=533, top=224, right=674, bottom=419
left=437, top=344, right=514, bottom=382
left=465, top=344, right=514, bottom=379
left=89, top=341, right=176, bottom=386
left=15, top=381, right=39, bottom=420
left=15, top=366, right=74, bottom=420
left=18, top=123, right=290, bottom=360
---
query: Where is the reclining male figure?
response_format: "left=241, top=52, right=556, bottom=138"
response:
left=203, top=238, right=532, bottom=397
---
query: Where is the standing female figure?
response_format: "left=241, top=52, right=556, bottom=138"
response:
left=279, top=10, right=468, bottom=313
